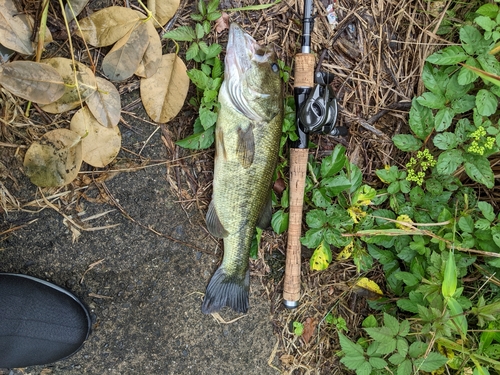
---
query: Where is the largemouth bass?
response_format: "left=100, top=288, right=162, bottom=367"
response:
left=201, top=23, right=283, bottom=314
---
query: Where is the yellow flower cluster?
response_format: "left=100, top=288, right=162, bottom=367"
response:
left=467, top=126, right=495, bottom=155
left=406, top=149, right=436, bottom=186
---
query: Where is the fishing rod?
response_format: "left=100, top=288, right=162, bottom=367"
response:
left=283, top=0, right=345, bottom=309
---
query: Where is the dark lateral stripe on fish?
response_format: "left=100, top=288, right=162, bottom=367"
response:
left=201, top=267, right=250, bottom=314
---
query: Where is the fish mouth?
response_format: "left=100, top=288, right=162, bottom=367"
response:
left=225, top=23, right=271, bottom=79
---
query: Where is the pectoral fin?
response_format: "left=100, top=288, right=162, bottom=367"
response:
left=206, top=201, right=229, bottom=238
left=256, top=193, right=273, bottom=229
left=236, top=124, right=255, bottom=168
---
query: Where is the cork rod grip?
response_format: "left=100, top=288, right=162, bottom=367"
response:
left=294, top=53, right=315, bottom=89
left=283, top=148, right=309, bottom=307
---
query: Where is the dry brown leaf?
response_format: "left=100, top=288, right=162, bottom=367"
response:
left=215, top=12, right=230, bottom=33
left=102, top=22, right=149, bottom=82
left=301, top=317, right=317, bottom=345
left=0, top=61, right=65, bottom=104
left=153, top=0, right=180, bottom=28
left=65, top=0, right=90, bottom=22
left=85, top=77, right=121, bottom=127
left=78, top=6, right=144, bottom=47
left=135, top=19, right=162, bottom=78
left=24, top=129, right=82, bottom=187
left=40, top=57, right=97, bottom=113
left=140, top=53, right=189, bottom=123
left=70, top=107, right=121, bottom=168
left=0, top=0, right=35, bottom=55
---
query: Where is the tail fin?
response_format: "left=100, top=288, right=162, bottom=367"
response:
left=201, top=266, right=250, bottom=314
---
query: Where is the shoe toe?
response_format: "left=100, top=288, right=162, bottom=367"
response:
left=0, top=273, right=91, bottom=368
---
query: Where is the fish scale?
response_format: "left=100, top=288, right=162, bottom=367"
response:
left=201, top=23, right=283, bottom=314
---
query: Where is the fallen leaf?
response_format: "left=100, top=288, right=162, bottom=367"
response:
left=135, top=19, right=162, bottom=78
left=140, top=53, right=189, bottom=123
left=302, top=317, right=317, bottom=345
left=102, top=21, right=149, bottom=82
left=310, top=241, right=332, bottom=271
left=215, top=12, right=230, bottom=33
left=153, top=0, right=180, bottom=28
left=336, top=241, right=353, bottom=260
left=64, top=0, right=89, bottom=22
left=0, top=61, right=65, bottom=104
left=0, top=0, right=35, bottom=55
left=24, top=129, right=82, bottom=187
left=85, top=77, right=121, bottom=127
left=78, top=6, right=145, bottom=47
left=40, top=57, right=97, bottom=113
left=352, top=277, right=384, bottom=300
left=70, top=107, right=121, bottom=168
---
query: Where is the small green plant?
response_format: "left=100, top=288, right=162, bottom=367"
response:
left=163, top=0, right=223, bottom=149
left=293, top=321, right=304, bottom=336
left=325, top=313, right=348, bottom=332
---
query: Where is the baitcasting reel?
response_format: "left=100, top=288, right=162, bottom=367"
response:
left=298, top=71, right=347, bottom=136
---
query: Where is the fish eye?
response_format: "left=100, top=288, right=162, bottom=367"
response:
left=271, top=63, right=279, bottom=73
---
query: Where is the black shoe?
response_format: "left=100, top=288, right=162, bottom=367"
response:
left=0, top=273, right=91, bottom=368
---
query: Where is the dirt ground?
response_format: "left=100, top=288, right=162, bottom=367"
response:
left=0, top=100, right=280, bottom=374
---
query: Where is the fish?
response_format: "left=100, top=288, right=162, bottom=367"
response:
left=201, top=23, right=283, bottom=314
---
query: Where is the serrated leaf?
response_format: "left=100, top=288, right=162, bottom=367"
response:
left=392, top=134, right=423, bottom=151
left=102, top=21, right=149, bottom=82
left=141, top=53, right=189, bottom=123
left=364, top=327, right=397, bottom=355
left=476, top=89, right=498, bottom=116
left=369, top=357, right=387, bottom=369
left=476, top=3, right=499, bottom=18
left=433, top=132, right=458, bottom=150
left=436, top=149, right=463, bottom=175
left=460, top=25, right=490, bottom=55
left=176, top=126, right=214, bottom=149
left=78, top=6, right=144, bottom=47
left=397, top=359, right=413, bottom=375
left=416, top=92, right=446, bottom=109
left=0, top=61, right=65, bottom=104
left=426, top=46, right=468, bottom=65
left=23, top=129, right=82, bottom=187
left=70, top=107, right=121, bottom=168
left=434, top=108, right=454, bottom=132
left=85, top=77, right=121, bottom=127
left=478, top=201, right=495, bottom=222
left=413, top=352, right=448, bottom=372
left=463, top=153, right=494, bottom=188
left=408, top=341, right=427, bottom=358
left=340, top=356, right=368, bottom=371
left=0, top=0, right=35, bottom=55
left=389, top=352, right=406, bottom=365
left=310, top=241, right=332, bottom=271
left=163, top=25, right=196, bottom=41
left=40, top=57, right=97, bottom=113
left=338, top=333, right=365, bottom=357
left=135, top=20, right=162, bottom=78
left=153, top=0, right=180, bottom=28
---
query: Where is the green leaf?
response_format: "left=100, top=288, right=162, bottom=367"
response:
left=426, top=46, right=468, bottom=65
left=199, top=106, right=218, bottom=129
left=187, top=68, right=208, bottom=89
left=293, top=321, right=304, bottom=335
left=340, top=355, right=368, bottom=372
left=422, top=63, right=447, bottom=95
left=451, top=94, right=476, bottom=114
left=212, top=57, right=223, bottom=78
left=442, top=251, right=457, bottom=298
left=433, top=132, right=458, bottom=150
left=389, top=352, right=406, bottom=365
left=207, top=0, right=220, bottom=13
left=436, top=149, right=463, bottom=175
left=207, top=11, right=222, bottom=21
left=312, top=188, right=330, bottom=208
left=476, top=89, right=498, bottom=116
left=198, top=0, right=207, bottom=15
left=394, top=271, right=420, bottom=286
left=434, top=108, right=454, bottom=132
left=310, top=241, right=332, bottom=271
left=408, top=341, right=427, bottom=358
left=364, top=326, right=397, bottom=354
left=376, top=165, right=399, bottom=184
left=206, top=43, right=222, bottom=59
left=460, top=25, right=490, bottom=55
left=301, top=227, right=324, bottom=249
left=475, top=15, right=497, bottom=33
left=338, top=332, right=365, bottom=356
left=195, top=22, right=205, bottom=39
left=383, top=312, right=401, bottom=335
left=463, top=153, right=494, bottom=188
left=458, top=57, right=480, bottom=85
left=163, top=26, right=196, bottom=41
left=416, top=92, right=446, bottom=109
left=320, top=144, right=347, bottom=178
left=392, top=134, right=423, bottom=152
left=271, top=210, right=288, bottom=234
left=476, top=3, right=499, bottom=18
left=369, top=357, right=388, bottom=369
left=198, top=41, right=209, bottom=54
left=397, top=359, right=413, bottom=375
left=175, top=126, right=215, bottom=149
left=478, top=201, right=496, bottom=222
left=408, top=98, right=434, bottom=139
left=362, top=315, right=378, bottom=328
left=458, top=216, right=474, bottom=233
left=445, top=72, right=473, bottom=102
left=306, top=209, right=327, bottom=228
left=413, top=352, right=448, bottom=372
left=321, top=175, right=352, bottom=197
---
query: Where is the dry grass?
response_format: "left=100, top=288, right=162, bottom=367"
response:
left=1, top=0, right=498, bottom=373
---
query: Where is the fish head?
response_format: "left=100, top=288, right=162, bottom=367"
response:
left=224, top=23, right=282, bottom=122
